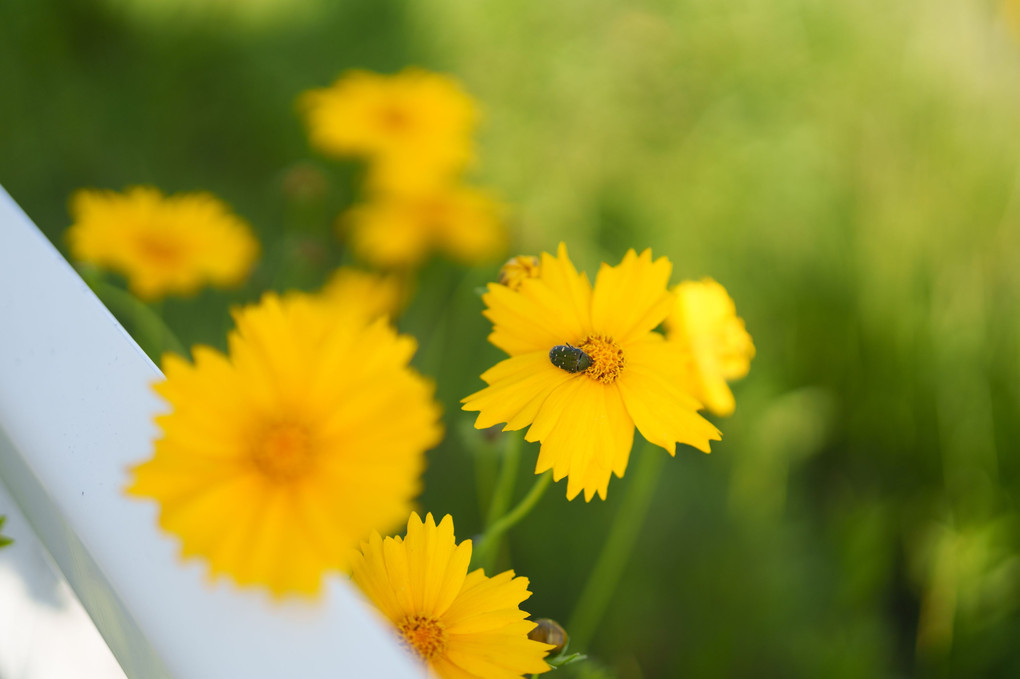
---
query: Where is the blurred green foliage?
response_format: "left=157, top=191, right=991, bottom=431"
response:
left=3, top=0, right=1020, bottom=676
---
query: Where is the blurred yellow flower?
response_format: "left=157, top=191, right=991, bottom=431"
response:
left=664, top=278, right=754, bottom=417
left=300, top=68, right=477, bottom=192
left=318, top=267, right=407, bottom=320
left=127, top=293, right=443, bottom=595
left=342, top=184, right=507, bottom=269
left=497, top=255, right=541, bottom=291
left=462, top=244, right=720, bottom=501
left=1005, top=0, right=1020, bottom=40
left=67, top=187, right=258, bottom=300
left=351, top=512, right=552, bottom=679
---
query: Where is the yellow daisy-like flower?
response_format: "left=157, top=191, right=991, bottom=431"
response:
left=351, top=512, right=552, bottom=679
left=342, top=184, right=507, bottom=269
left=300, top=68, right=477, bottom=192
left=462, top=244, right=721, bottom=501
left=67, top=187, right=258, bottom=300
left=127, top=293, right=443, bottom=595
left=318, top=267, right=408, bottom=320
left=664, top=278, right=754, bottom=417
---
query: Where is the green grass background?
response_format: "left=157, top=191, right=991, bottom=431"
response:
left=3, top=0, right=1020, bottom=676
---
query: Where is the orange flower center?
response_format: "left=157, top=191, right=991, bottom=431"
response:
left=378, top=105, right=412, bottom=132
left=415, top=197, right=453, bottom=227
left=251, top=422, right=314, bottom=482
left=398, top=615, right=448, bottom=661
left=135, top=233, right=185, bottom=267
left=579, top=335, right=625, bottom=384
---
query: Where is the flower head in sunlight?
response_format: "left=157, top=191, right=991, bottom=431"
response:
left=462, top=244, right=720, bottom=501
left=300, top=68, right=477, bottom=190
left=342, top=184, right=507, bottom=269
left=664, top=278, right=754, bottom=417
left=127, top=293, right=443, bottom=596
left=351, top=512, right=552, bottom=679
left=318, top=267, right=408, bottom=321
left=67, top=187, right=258, bottom=300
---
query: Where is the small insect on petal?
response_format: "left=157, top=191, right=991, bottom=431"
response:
left=549, top=345, right=592, bottom=373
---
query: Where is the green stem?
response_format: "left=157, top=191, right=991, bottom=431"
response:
left=464, top=431, right=519, bottom=573
left=486, top=432, right=522, bottom=528
left=85, top=275, right=186, bottom=360
left=470, top=433, right=500, bottom=520
left=474, top=471, right=553, bottom=573
left=567, top=441, right=666, bottom=650
left=417, top=267, right=475, bottom=378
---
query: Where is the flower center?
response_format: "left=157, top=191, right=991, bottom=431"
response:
left=135, top=233, right=185, bottom=267
left=415, top=197, right=452, bottom=226
left=251, top=422, right=314, bottom=483
left=578, top=335, right=626, bottom=384
left=378, top=105, right=411, bottom=132
left=398, top=615, right=448, bottom=661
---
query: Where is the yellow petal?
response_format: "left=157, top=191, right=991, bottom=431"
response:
left=692, top=356, right=737, bottom=417
left=404, top=513, right=471, bottom=619
left=383, top=516, right=417, bottom=611
left=444, top=570, right=530, bottom=632
left=461, top=352, right=574, bottom=431
left=665, top=277, right=754, bottom=416
left=350, top=531, right=408, bottom=622
left=429, top=655, right=481, bottom=679
left=483, top=243, right=593, bottom=355
left=529, top=379, right=634, bottom=501
left=617, top=337, right=721, bottom=454
left=591, top=248, right=674, bottom=345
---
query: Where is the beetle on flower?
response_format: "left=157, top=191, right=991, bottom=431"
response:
left=462, top=243, right=720, bottom=501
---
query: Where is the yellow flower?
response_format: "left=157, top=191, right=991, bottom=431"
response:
left=1005, top=0, right=1020, bottom=41
left=351, top=512, right=552, bottom=679
left=300, top=68, right=477, bottom=191
left=664, top=278, right=754, bottom=417
left=342, top=184, right=507, bottom=269
left=67, top=187, right=258, bottom=300
left=318, top=267, right=408, bottom=320
left=462, top=244, right=720, bottom=501
left=127, top=293, right=443, bottom=595
left=497, top=255, right=541, bottom=291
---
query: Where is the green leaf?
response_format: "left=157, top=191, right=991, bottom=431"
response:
left=0, top=515, right=11, bottom=548
left=547, top=652, right=587, bottom=669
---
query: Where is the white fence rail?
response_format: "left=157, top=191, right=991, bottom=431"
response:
left=0, top=187, right=423, bottom=679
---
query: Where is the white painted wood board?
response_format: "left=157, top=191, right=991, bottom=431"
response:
left=0, top=186, right=424, bottom=679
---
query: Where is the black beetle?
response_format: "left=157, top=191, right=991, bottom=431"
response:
left=549, top=345, right=592, bottom=373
